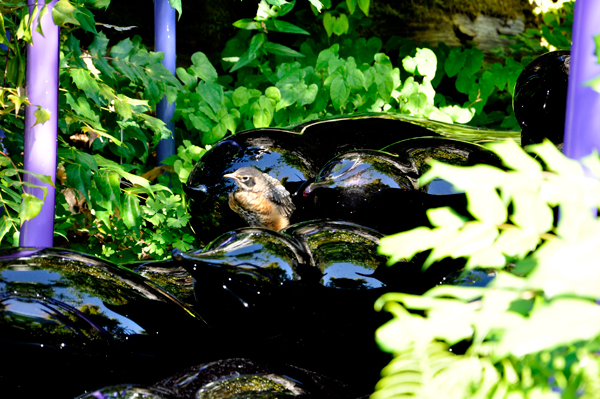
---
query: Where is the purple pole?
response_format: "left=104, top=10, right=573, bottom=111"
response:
left=563, top=0, right=600, bottom=160
left=155, top=0, right=177, bottom=165
left=19, top=0, right=59, bottom=248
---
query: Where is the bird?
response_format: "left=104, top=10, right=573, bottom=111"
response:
left=223, top=167, right=295, bottom=231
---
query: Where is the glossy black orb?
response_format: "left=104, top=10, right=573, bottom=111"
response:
left=154, top=358, right=354, bottom=399
left=304, top=138, right=502, bottom=234
left=513, top=51, right=570, bottom=147
left=0, top=248, right=212, bottom=397
left=185, top=129, right=320, bottom=244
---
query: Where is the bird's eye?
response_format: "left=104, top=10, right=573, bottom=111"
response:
left=242, top=176, right=250, bottom=181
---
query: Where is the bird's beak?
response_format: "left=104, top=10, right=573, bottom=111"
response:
left=223, top=173, right=236, bottom=180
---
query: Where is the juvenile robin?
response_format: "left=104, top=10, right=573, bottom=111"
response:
left=223, top=167, right=295, bottom=231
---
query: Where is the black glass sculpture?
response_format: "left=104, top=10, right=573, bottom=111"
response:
left=0, top=247, right=215, bottom=398
left=304, top=138, right=502, bottom=235
left=185, top=129, right=320, bottom=244
left=154, top=358, right=355, bottom=399
left=513, top=51, right=570, bottom=147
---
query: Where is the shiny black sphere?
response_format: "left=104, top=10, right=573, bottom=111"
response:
left=0, top=247, right=213, bottom=397
left=513, top=51, right=570, bottom=147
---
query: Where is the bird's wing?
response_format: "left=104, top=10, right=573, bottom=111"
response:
left=263, top=174, right=295, bottom=220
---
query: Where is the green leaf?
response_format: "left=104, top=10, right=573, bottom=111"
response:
left=347, top=68, right=365, bottom=90
left=76, top=151, right=98, bottom=171
left=403, top=48, right=437, bottom=80
left=444, top=47, right=466, bottom=78
left=35, top=5, right=49, bottom=37
left=323, top=12, right=334, bottom=37
left=19, top=170, right=55, bottom=189
left=330, top=75, right=349, bottom=110
left=248, top=33, right=267, bottom=59
left=52, top=0, right=79, bottom=27
left=309, top=0, right=324, bottom=12
left=440, top=105, right=474, bottom=124
left=332, top=14, right=349, bottom=36
left=190, top=52, right=218, bottom=83
left=197, top=81, right=224, bottom=114
left=176, top=67, right=197, bottom=89
left=94, top=170, right=121, bottom=210
left=262, top=42, right=304, bottom=59
left=455, top=69, right=476, bottom=95
left=357, top=0, right=369, bottom=15
left=269, top=19, right=310, bottom=35
left=233, top=86, right=252, bottom=107
left=463, top=48, right=484, bottom=76
left=232, top=19, right=262, bottom=30
left=265, top=86, right=281, bottom=103
left=74, top=6, right=98, bottom=35
left=66, top=163, right=92, bottom=201
left=252, top=96, right=274, bottom=128
left=168, top=0, right=182, bottom=19
left=32, top=107, right=51, bottom=127
left=121, top=191, right=141, bottom=236
left=427, top=207, right=468, bottom=229
left=346, top=0, right=357, bottom=14
left=69, top=69, right=103, bottom=106
left=19, top=192, right=44, bottom=225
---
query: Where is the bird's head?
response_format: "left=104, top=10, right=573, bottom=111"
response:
left=223, top=167, right=269, bottom=193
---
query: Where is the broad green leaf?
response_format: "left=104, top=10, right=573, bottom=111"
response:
left=426, top=221, right=499, bottom=267
left=121, top=191, right=141, bottom=236
left=346, top=0, right=356, bottom=14
left=197, top=81, right=224, bottom=114
left=190, top=52, right=218, bottom=83
left=330, top=75, right=349, bottom=110
left=487, top=140, right=542, bottom=173
left=265, top=86, right=281, bottom=103
left=32, top=107, right=51, bottom=127
left=69, top=69, right=103, bottom=106
left=0, top=216, right=13, bottom=244
left=427, top=207, right=468, bottom=229
left=440, top=105, right=474, bottom=124
left=0, top=13, right=9, bottom=47
left=19, top=192, right=44, bottom=225
left=427, top=108, right=454, bottom=124
left=233, top=86, right=252, bottom=107
left=467, top=188, right=507, bottom=225
left=323, top=12, right=334, bottom=37
left=528, top=140, right=583, bottom=176
left=332, top=14, right=349, bottom=36
left=379, top=226, right=458, bottom=265
left=76, top=151, right=98, bottom=171
left=66, top=163, right=92, bottom=201
left=455, top=69, right=476, bottom=95
left=176, top=67, right=197, bottom=89
left=253, top=96, right=274, bottom=128
left=52, top=0, right=79, bottom=27
left=168, top=0, right=182, bottom=19
left=405, top=92, right=428, bottom=116
left=74, top=6, right=98, bottom=35
left=445, top=47, right=467, bottom=78
left=298, top=84, right=318, bottom=106
left=347, top=68, right=365, bottom=90
left=357, top=0, right=369, bottom=15
left=94, top=170, right=121, bottom=209
left=463, top=48, right=484, bottom=76
left=490, top=63, right=507, bottom=91
left=263, top=41, right=305, bottom=57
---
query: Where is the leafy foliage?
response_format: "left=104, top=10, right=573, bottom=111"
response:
left=0, top=0, right=575, bottom=260
left=375, top=141, right=600, bottom=398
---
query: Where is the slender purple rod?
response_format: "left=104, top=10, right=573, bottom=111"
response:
left=19, top=0, right=59, bottom=248
left=563, top=0, right=600, bottom=160
left=155, top=0, right=177, bottom=165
